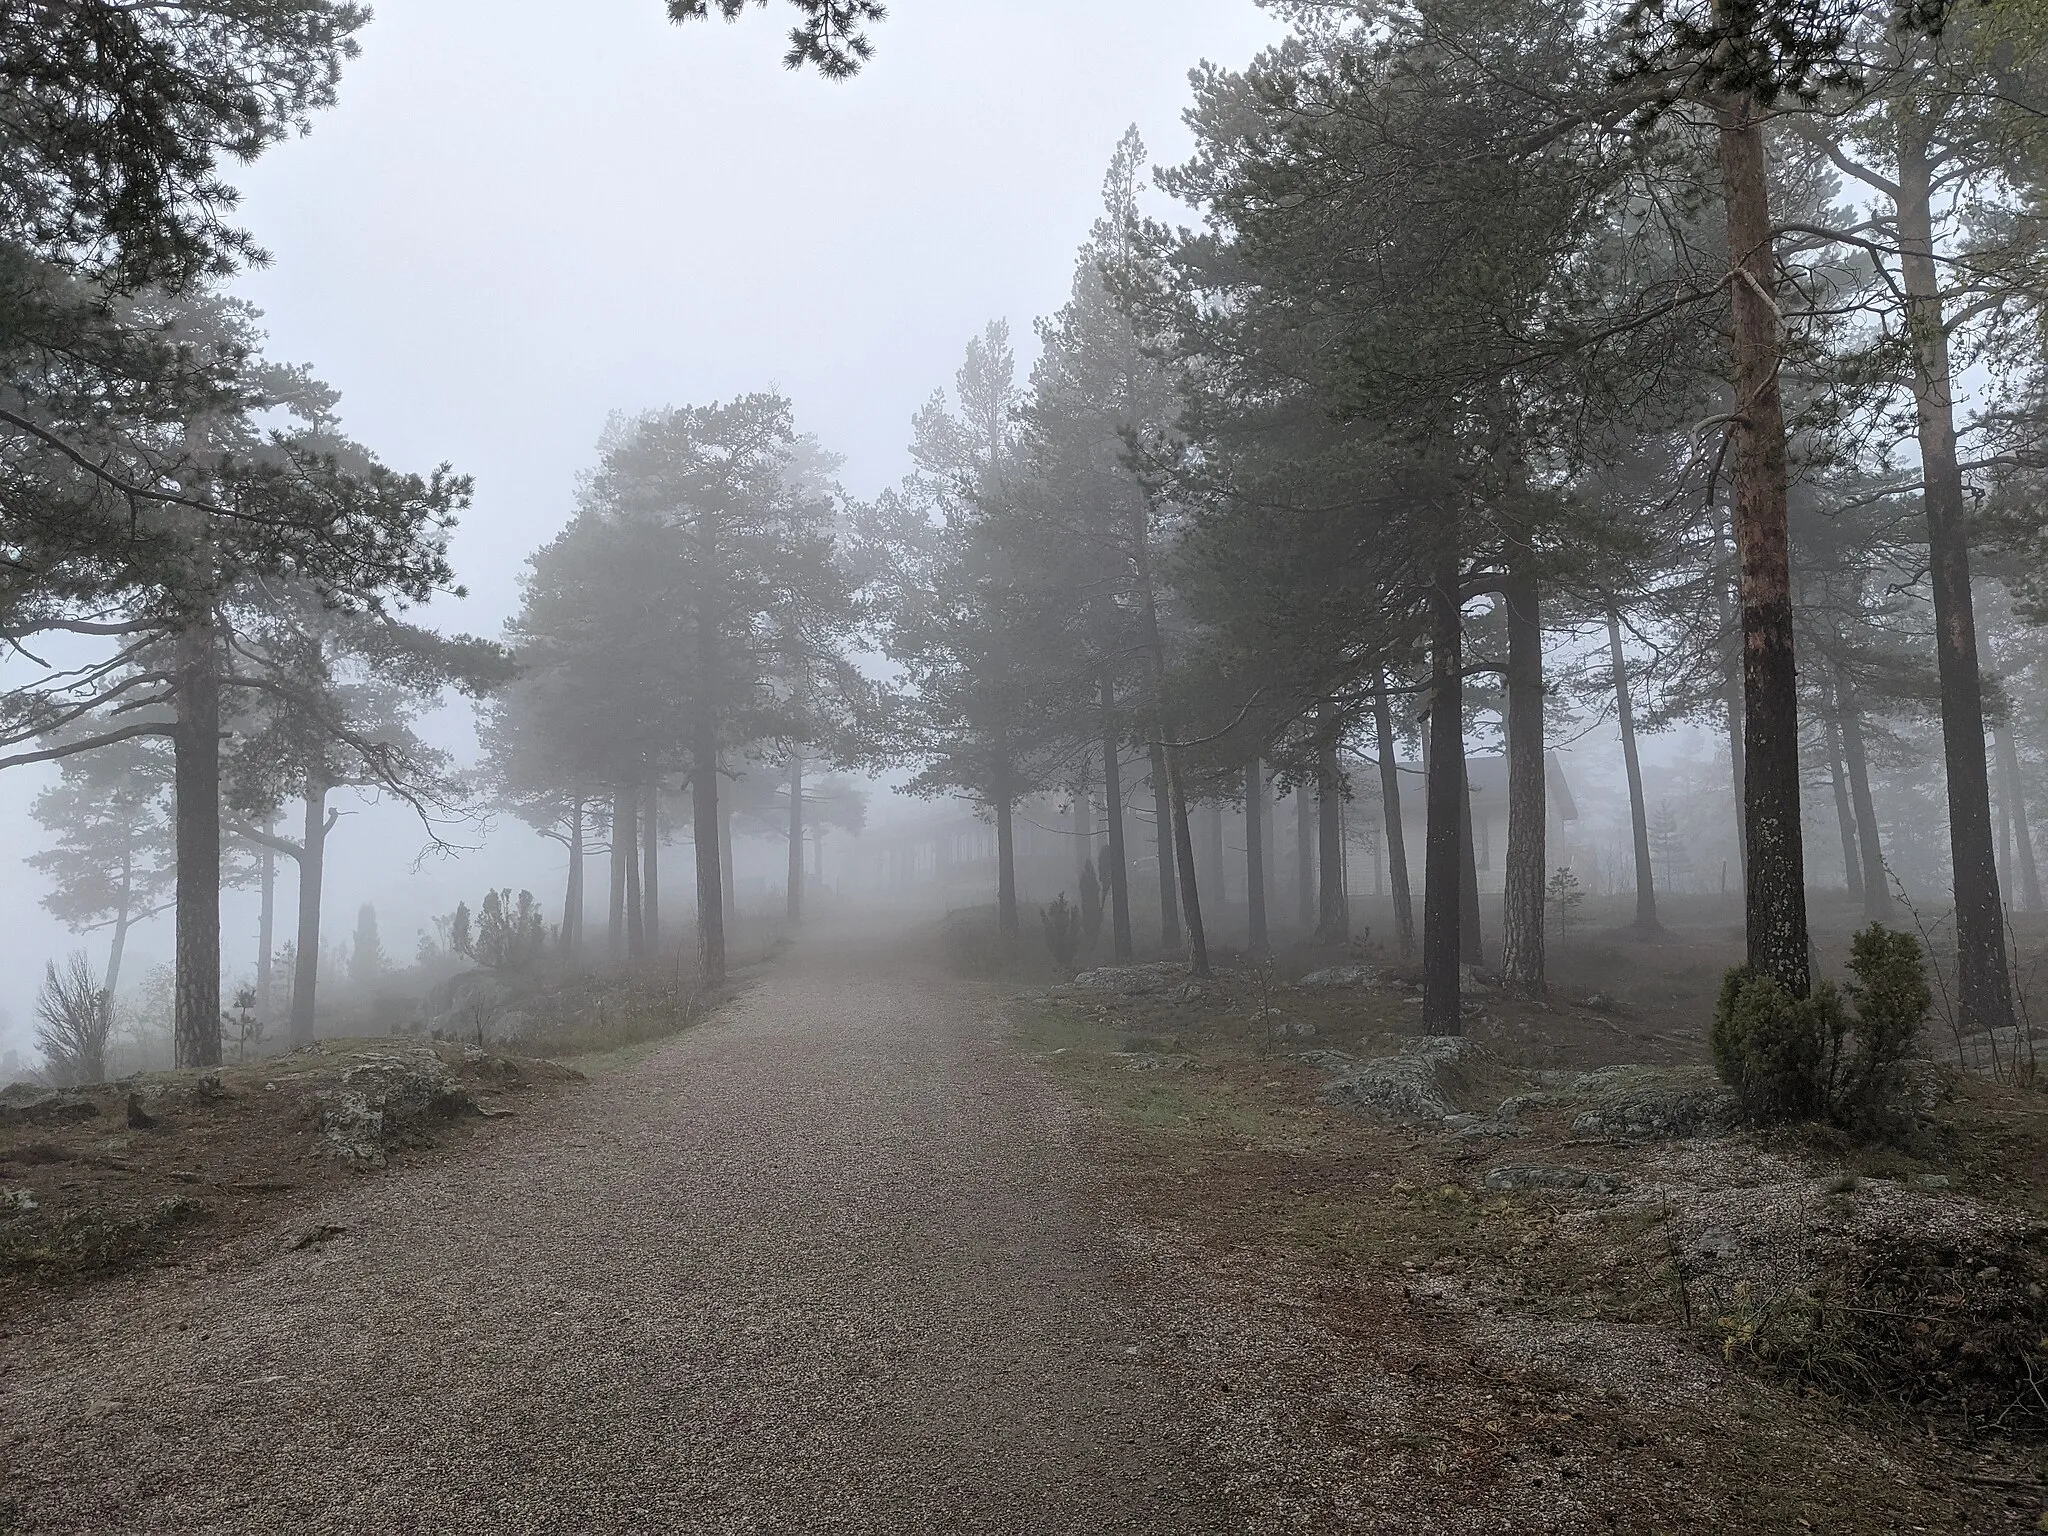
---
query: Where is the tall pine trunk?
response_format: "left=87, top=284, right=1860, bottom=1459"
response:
left=1823, top=679, right=1865, bottom=904
left=994, top=744, right=1019, bottom=942
left=1996, top=722, right=2043, bottom=912
left=1423, top=547, right=1464, bottom=1034
left=642, top=780, right=660, bottom=950
left=1165, top=739, right=1210, bottom=977
left=1898, top=125, right=2014, bottom=1034
left=623, top=789, right=644, bottom=963
left=787, top=756, right=805, bottom=924
left=1500, top=569, right=1545, bottom=991
left=1246, top=758, right=1269, bottom=952
left=1458, top=743, right=1483, bottom=967
left=564, top=799, right=584, bottom=959
left=1372, top=685, right=1415, bottom=959
left=1716, top=507, right=1746, bottom=881
left=693, top=731, right=726, bottom=988
left=289, top=784, right=328, bottom=1047
left=173, top=612, right=222, bottom=1068
left=1716, top=80, right=1810, bottom=993
left=1316, top=725, right=1348, bottom=943
left=1133, top=498, right=1206, bottom=974
left=1835, top=666, right=1893, bottom=921
left=1608, top=607, right=1660, bottom=932
left=1150, top=743, right=1180, bottom=950
left=608, top=792, right=628, bottom=963
left=1100, top=680, right=1133, bottom=962
left=1297, top=786, right=1316, bottom=931
left=255, top=841, right=274, bottom=1020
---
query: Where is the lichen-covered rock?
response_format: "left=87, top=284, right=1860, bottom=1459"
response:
left=1297, top=966, right=1378, bottom=992
left=0, top=1087, right=99, bottom=1128
left=314, top=1048, right=477, bottom=1168
left=1566, top=1065, right=1737, bottom=1141
left=1323, top=1036, right=1480, bottom=1121
left=1444, top=1112, right=1521, bottom=1139
left=1247, top=1007, right=1315, bottom=1040
left=1069, top=962, right=1188, bottom=997
left=1483, top=1165, right=1624, bottom=1195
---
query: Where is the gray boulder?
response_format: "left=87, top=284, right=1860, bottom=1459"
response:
left=1566, top=1065, right=1737, bottom=1140
left=1483, top=1165, right=1624, bottom=1195
left=1323, top=1036, right=1480, bottom=1121
left=314, top=1048, right=476, bottom=1168
left=1069, top=962, right=1186, bottom=998
left=0, top=1086, right=99, bottom=1128
left=1297, top=965, right=1378, bottom=992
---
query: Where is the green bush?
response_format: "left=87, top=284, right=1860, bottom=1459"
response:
left=1836, top=924, right=1934, bottom=1139
left=1710, top=969, right=1840, bottom=1122
left=1041, top=894, right=1082, bottom=976
left=1711, top=924, right=1932, bottom=1140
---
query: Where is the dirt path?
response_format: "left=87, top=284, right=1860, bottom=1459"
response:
left=0, top=947, right=1314, bottom=1535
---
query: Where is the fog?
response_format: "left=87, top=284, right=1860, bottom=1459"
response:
left=0, top=0, right=1287, bottom=1051
left=15, top=5, right=2048, bottom=1519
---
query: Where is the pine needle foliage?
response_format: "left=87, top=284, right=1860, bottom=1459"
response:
left=666, top=0, right=885, bottom=78
left=1711, top=924, right=1933, bottom=1139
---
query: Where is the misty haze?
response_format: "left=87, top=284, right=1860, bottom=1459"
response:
left=4, top=0, right=2048, bottom=1529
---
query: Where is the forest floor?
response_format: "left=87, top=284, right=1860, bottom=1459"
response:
left=1003, top=914, right=2048, bottom=1534
left=2, top=919, right=2045, bottom=1531
left=0, top=1040, right=584, bottom=1317
left=0, top=960, right=724, bottom=1320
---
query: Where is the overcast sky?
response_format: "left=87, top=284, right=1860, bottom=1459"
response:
left=0, top=0, right=1298, bottom=1049
left=235, top=0, right=1293, bottom=620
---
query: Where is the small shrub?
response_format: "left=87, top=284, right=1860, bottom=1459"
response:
left=1546, top=865, right=1585, bottom=946
left=1042, top=894, right=1082, bottom=976
left=34, top=951, right=110, bottom=1087
left=450, top=890, right=549, bottom=973
left=1836, top=924, right=1932, bottom=1139
left=1711, top=924, right=1933, bottom=1140
left=1711, top=969, right=1840, bottom=1122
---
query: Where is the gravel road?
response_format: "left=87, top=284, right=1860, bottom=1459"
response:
left=0, top=949, right=1294, bottom=1535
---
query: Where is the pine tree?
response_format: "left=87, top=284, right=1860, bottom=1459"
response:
left=349, top=904, right=384, bottom=988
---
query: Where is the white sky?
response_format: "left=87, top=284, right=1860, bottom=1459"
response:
left=0, top=0, right=1296, bottom=1050
left=235, top=0, right=1294, bottom=619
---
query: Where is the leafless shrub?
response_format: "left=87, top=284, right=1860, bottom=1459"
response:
left=35, top=951, right=109, bottom=1086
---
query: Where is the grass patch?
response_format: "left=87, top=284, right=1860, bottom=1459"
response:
left=1020, top=1001, right=1313, bottom=1158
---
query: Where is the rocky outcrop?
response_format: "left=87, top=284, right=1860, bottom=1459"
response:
left=1323, top=1036, right=1481, bottom=1121
left=1296, top=966, right=1379, bottom=992
left=308, top=1047, right=485, bottom=1168
left=0, top=1087, right=99, bottom=1129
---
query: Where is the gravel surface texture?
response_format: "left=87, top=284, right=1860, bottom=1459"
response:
left=0, top=952, right=1282, bottom=1534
